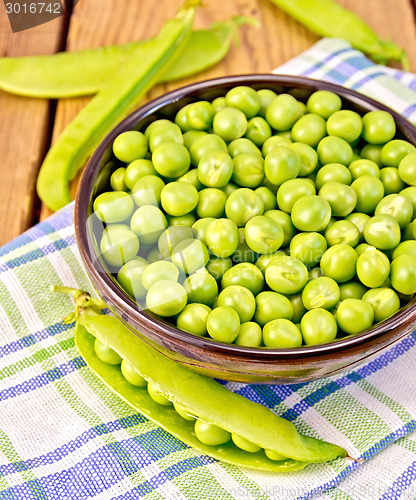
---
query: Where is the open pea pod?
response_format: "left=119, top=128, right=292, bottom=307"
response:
left=73, top=305, right=348, bottom=470
left=0, top=17, right=250, bottom=98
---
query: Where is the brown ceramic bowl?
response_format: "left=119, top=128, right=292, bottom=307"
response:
left=75, top=74, right=416, bottom=384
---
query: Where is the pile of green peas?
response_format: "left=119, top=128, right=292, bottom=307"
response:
left=94, top=336, right=286, bottom=457
left=93, top=85, right=416, bottom=349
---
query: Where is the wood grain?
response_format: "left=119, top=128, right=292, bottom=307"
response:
left=0, top=2, right=65, bottom=245
left=1, top=0, right=416, bottom=237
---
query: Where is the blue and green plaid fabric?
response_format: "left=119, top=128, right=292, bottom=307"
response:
left=0, top=38, right=415, bottom=499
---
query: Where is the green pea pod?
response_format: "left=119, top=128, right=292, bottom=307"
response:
left=0, top=17, right=251, bottom=98
left=269, top=0, right=410, bottom=70
left=36, top=1, right=197, bottom=212
left=60, top=287, right=349, bottom=469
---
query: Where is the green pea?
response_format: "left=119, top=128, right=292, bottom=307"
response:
left=213, top=107, right=248, bottom=142
left=262, top=135, right=292, bottom=156
left=289, top=232, right=327, bottom=268
left=351, top=175, right=385, bottom=213
left=221, top=182, right=239, bottom=198
left=380, top=139, right=415, bottom=167
left=306, top=90, right=342, bottom=119
left=147, top=381, right=172, bottom=406
left=255, top=187, right=277, bottom=212
left=176, top=303, right=212, bottom=336
left=375, top=194, right=413, bottom=229
left=113, top=130, right=147, bottom=163
left=197, top=188, right=227, bottom=218
left=317, top=135, right=354, bottom=167
left=206, top=256, right=233, bottom=280
left=308, top=266, right=324, bottom=280
left=192, top=217, right=216, bottom=244
left=205, top=218, right=239, bottom=258
left=379, top=167, right=405, bottom=195
left=124, top=159, right=157, bottom=190
left=144, top=119, right=173, bottom=138
left=400, top=186, right=416, bottom=218
left=146, top=280, right=187, bottom=317
left=131, top=175, right=165, bottom=207
left=221, top=263, right=264, bottom=295
left=167, top=214, right=196, bottom=227
left=398, top=151, right=416, bottom=185
left=291, top=195, right=332, bottom=232
left=148, top=122, right=183, bottom=152
left=218, top=285, right=256, bottom=323
left=392, top=240, right=416, bottom=260
left=356, top=249, right=390, bottom=288
left=264, top=210, right=295, bottom=246
left=232, top=154, right=265, bottom=188
left=360, top=143, right=383, bottom=165
left=362, top=110, right=396, bottom=144
left=300, top=308, right=338, bottom=345
left=320, top=244, right=358, bottom=283
left=262, top=318, right=302, bottom=348
left=266, top=94, right=301, bottom=131
left=264, top=146, right=301, bottom=186
left=326, top=110, right=362, bottom=143
left=301, top=276, right=340, bottom=310
left=145, top=247, right=164, bottom=264
left=194, top=420, right=231, bottom=446
left=336, top=298, right=374, bottom=335
left=183, top=130, right=207, bottom=150
left=234, top=322, right=263, bottom=347
left=186, top=101, right=215, bottom=130
left=244, top=215, right=284, bottom=255
left=228, top=138, right=262, bottom=158
left=212, top=96, right=226, bottom=112
left=276, top=178, right=316, bottom=214
left=190, top=134, right=228, bottom=166
left=257, top=89, right=277, bottom=117
left=349, top=159, right=380, bottom=180
left=362, top=288, right=400, bottom=323
left=390, top=254, right=416, bottom=295
left=318, top=182, right=357, bottom=217
left=94, top=191, right=134, bottom=224
left=173, top=402, right=196, bottom=421
left=160, top=182, right=199, bottom=216
left=231, top=433, right=262, bottom=452
left=206, top=306, right=240, bottom=343
left=315, top=163, right=352, bottom=190
left=158, top=225, right=195, bottom=259
left=197, top=150, right=233, bottom=188
left=254, top=291, right=293, bottom=326
left=287, top=293, right=306, bottom=324
left=244, top=117, right=272, bottom=146
left=265, top=255, right=308, bottom=294
left=324, top=220, right=360, bottom=248
left=141, top=260, right=179, bottom=290
left=94, top=338, right=122, bottom=365
left=289, top=142, right=319, bottom=176
left=290, top=113, right=326, bottom=148
left=171, top=238, right=210, bottom=275
left=265, top=449, right=287, bottom=461
left=117, top=257, right=148, bottom=301
left=256, top=251, right=286, bottom=275
left=339, top=281, right=367, bottom=301
left=178, top=168, right=204, bottom=190
left=100, top=226, right=140, bottom=268
left=130, top=205, right=167, bottom=245
left=152, top=143, right=190, bottom=178
left=232, top=228, right=258, bottom=264
left=225, top=188, right=264, bottom=227
left=345, top=212, right=371, bottom=241
left=110, top=167, right=127, bottom=191
left=183, top=269, right=218, bottom=306
left=225, top=85, right=261, bottom=119
left=363, top=214, right=401, bottom=250
left=120, top=359, right=147, bottom=387
left=174, top=103, right=193, bottom=132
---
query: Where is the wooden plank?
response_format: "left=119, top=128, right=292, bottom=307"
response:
left=34, top=0, right=416, bottom=219
left=0, top=2, right=66, bottom=245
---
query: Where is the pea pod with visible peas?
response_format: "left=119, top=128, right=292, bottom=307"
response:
left=269, top=0, right=409, bottom=69
left=37, top=1, right=197, bottom=212
left=55, top=285, right=349, bottom=471
left=0, top=17, right=252, bottom=98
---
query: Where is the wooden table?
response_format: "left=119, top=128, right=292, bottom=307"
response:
left=1, top=0, right=416, bottom=246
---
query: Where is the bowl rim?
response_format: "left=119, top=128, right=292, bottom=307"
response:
left=75, top=73, right=416, bottom=360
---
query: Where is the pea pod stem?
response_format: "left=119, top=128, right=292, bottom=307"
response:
left=36, top=2, right=197, bottom=212
left=269, top=0, right=410, bottom=70
left=0, top=17, right=252, bottom=99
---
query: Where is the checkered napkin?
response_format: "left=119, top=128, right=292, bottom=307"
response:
left=1, top=38, right=416, bottom=500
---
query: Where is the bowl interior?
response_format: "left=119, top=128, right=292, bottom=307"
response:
left=75, top=74, right=416, bottom=363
